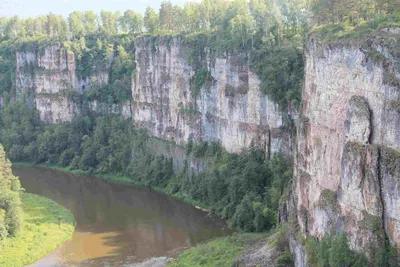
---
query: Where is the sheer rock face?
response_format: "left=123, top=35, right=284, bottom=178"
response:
left=292, top=29, right=400, bottom=264
left=132, top=36, right=291, bottom=154
left=16, top=39, right=291, bottom=156
left=16, top=45, right=130, bottom=122
left=16, top=45, right=78, bottom=122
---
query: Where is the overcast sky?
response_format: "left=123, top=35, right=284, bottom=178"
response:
left=0, top=0, right=192, bottom=18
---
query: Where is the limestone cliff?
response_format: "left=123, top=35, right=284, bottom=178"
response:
left=132, top=36, right=292, bottom=154
left=16, top=38, right=291, bottom=156
left=290, top=27, right=400, bottom=264
left=16, top=44, right=131, bottom=122
left=14, top=29, right=400, bottom=266
left=16, top=45, right=78, bottom=122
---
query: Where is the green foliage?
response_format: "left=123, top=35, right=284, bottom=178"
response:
left=144, top=7, right=159, bottom=32
left=311, top=2, right=400, bottom=43
left=277, top=251, right=295, bottom=267
left=270, top=225, right=294, bottom=266
left=0, top=144, right=23, bottom=241
left=191, top=69, right=213, bottom=97
left=181, top=143, right=292, bottom=232
left=310, top=0, right=400, bottom=27
left=0, top=193, right=75, bottom=267
left=373, top=242, right=400, bottom=267
left=252, top=44, right=303, bottom=108
left=1, top=99, right=293, bottom=233
left=318, top=189, right=340, bottom=211
left=169, top=233, right=265, bottom=267
left=305, top=233, right=372, bottom=267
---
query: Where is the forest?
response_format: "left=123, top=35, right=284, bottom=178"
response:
left=0, top=0, right=399, bottom=266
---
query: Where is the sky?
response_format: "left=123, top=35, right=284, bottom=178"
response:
left=0, top=0, right=191, bottom=18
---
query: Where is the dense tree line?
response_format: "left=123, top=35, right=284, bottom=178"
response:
left=310, top=0, right=400, bottom=26
left=305, top=232, right=399, bottom=267
left=0, top=144, right=22, bottom=243
left=0, top=0, right=308, bottom=42
left=1, top=0, right=397, bottom=42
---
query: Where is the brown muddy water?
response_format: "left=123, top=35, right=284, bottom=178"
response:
left=13, top=166, right=233, bottom=267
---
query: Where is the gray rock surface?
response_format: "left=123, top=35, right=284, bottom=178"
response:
left=292, top=29, right=400, bottom=265
left=132, top=36, right=291, bottom=155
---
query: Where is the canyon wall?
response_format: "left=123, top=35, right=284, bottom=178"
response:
left=16, top=44, right=131, bottom=122
left=132, top=36, right=292, bottom=154
left=16, top=45, right=79, bottom=122
left=291, top=28, right=400, bottom=264
left=14, top=29, right=400, bottom=265
left=16, top=38, right=292, bottom=156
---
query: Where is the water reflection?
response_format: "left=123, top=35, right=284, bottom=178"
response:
left=13, top=166, right=232, bottom=266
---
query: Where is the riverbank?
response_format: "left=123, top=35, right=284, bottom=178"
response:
left=13, top=164, right=289, bottom=266
left=129, top=233, right=270, bottom=267
left=168, top=233, right=266, bottom=267
left=13, top=162, right=211, bottom=212
left=0, top=193, right=76, bottom=267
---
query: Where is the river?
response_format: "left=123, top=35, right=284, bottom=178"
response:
left=13, top=166, right=232, bottom=267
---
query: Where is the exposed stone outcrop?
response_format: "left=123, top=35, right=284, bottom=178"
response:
left=14, top=27, right=400, bottom=266
left=16, top=38, right=291, bottom=156
left=291, top=28, right=400, bottom=264
left=16, top=44, right=131, bottom=122
left=132, top=36, right=292, bottom=155
left=16, top=45, right=78, bottom=122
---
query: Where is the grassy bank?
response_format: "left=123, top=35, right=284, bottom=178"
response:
left=0, top=193, right=76, bottom=267
left=13, top=162, right=211, bottom=212
left=168, top=233, right=266, bottom=267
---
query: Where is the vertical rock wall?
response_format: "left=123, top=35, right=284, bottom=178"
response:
left=16, top=45, right=131, bottom=122
left=132, top=36, right=291, bottom=155
left=16, top=45, right=78, bottom=122
left=293, top=28, right=400, bottom=263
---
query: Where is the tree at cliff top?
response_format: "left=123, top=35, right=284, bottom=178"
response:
left=0, top=144, right=22, bottom=242
left=310, top=0, right=400, bottom=26
left=0, top=0, right=309, bottom=44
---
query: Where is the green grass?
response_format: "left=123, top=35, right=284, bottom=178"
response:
left=0, top=193, right=76, bottom=267
left=168, top=233, right=265, bottom=267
